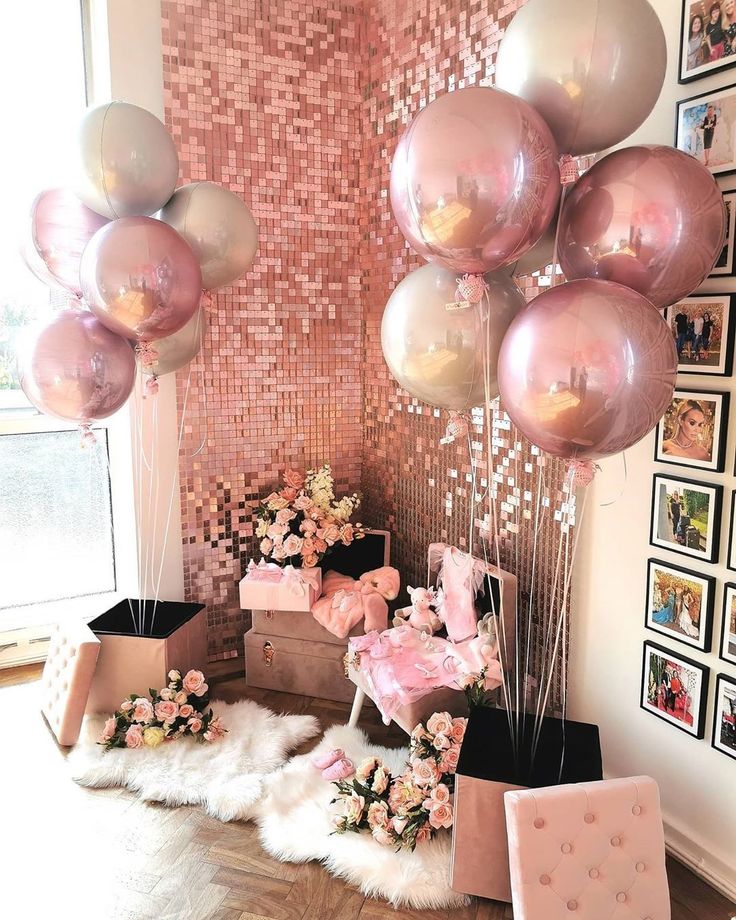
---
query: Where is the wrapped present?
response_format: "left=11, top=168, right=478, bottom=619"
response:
left=239, top=560, right=322, bottom=613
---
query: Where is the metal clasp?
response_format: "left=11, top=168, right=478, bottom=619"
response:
left=263, top=641, right=275, bottom=667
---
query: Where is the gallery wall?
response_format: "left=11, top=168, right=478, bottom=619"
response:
left=571, top=0, right=736, bottom=897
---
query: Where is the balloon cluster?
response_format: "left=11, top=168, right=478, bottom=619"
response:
left=382, top=0, right=726, bottom=465
left=19, top=101, right=258, bottom=429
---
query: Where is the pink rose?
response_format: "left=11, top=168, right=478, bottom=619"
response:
left=188, top=717, right=203, bottom=733
left=313, top=538, right=327, bottom=553
left=272, top=542, right=287, bottom=560
left=182, top=669, right=208, bottom=697
left=371, top=825, right=393, bottom=846
left=372, top=764, right=390, bottom=794
left=302, top=553, right=319, bottom=567
left=264, top=492, right=289, bottom=510
left=260, top=537, right=273, bottom=555
left=294, top=495, right=313, bottom=512
left=125, top=724, right=144, bottom=748
left=174, top=690, right=188, bottom=705
left=267, top=522, right=288, bottom=540
left=280, top=487, right=298, bottom=502
left=428, top=802, right=453, bottom=829
left=101, top=717, right=116, bottom=741
left=203, top=716, right=226, bottom=742
left=283, top=534, right=303, bottom=557
left=427, top=712, right=453, bottom=736
left=390, top=815, right=408, bottom=835
left=120, top=700, right=134, bottom=714
left=415, top=823, right=432, bottom=845
left=320, top=524, right=341, bottom=545
left=411, top=756, right=441, bottom=787
left=300, top=518, right=318, bottom=534
left=340, top=524, right=354, bottom=545
left=356, top=757, right=379, bottom=782
left=388, top=773, right=424, bottom=815
left=344, top=791, right=365, bottom=826
left=132, top=698, right=154, bottom=723
left=450, top=718, right=467, bottom=743
left=432, top=732, right=450, bottom=751
left=283, top=468, right=305, bottom=490
left=439, top=744, right=461, bottom=774
left=275, top=508, right=296, bottom=525
left=179, top=703, right=194, bottom=719
left=301, top=538, right=316, bottom=555
left=154, top=700, right=179, bottom=723
left=367, top=801, right=389, bottom=830
left=430, top=783, right=450, bottom=805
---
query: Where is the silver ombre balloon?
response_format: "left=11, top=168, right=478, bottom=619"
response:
left=381, top=263, right=525, bottom=412
left=496, top=0, right=666, bottom=157
left=160, top=182, right=258, bottom=289
left=74, top=102, right=179, bottom=219
left=144, top=306, right=206, bottom=377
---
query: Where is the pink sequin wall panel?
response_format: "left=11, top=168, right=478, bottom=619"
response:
left=162, top=0, right=364, bottom=659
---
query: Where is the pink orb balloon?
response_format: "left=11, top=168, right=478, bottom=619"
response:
left=558, top=146, right=726, bottom=308
left=80, top=217, right=202, bottom=342
left=497, top=279, right=676, bottom=460
left=18, top=310, right=136, bottom=423
left=29, top=188, right=109, bottom=297
left=390, top=86, right=560, bottom=273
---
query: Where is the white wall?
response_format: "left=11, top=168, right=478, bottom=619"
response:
left=570, top=0, right=736, bottom=899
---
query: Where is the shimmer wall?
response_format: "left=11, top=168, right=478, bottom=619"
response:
left=163, top=0, right=572, bottom=701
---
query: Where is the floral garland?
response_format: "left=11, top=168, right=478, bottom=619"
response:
left=331, top=712, right=466, bottom=850
left=98, top=669, right=226, bottom=751
left=255, top=465, right=364, bottom=568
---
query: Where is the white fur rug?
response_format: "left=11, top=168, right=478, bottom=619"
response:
left=255, top=723, right=469, bottom=910
left=68, top=699, right=319, bottom=822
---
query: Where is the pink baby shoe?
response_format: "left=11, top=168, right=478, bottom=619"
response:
left=322, top=758, right=355, bottom=781
left=311, top=748, right=345, bottom=770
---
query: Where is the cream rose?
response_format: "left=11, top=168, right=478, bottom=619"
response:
left=283, top=534, right=304, bottom=557
left=132, top=698, right=154, bottom=723
left=182, top=669, right=208, bottom=696
left=174, top=690, right=188, bottom=705
left=159, top=688, right=174, bottom=701
left=125, top=724, right=144, bottom=748
left=168, top=669, right=181, bottom=682
left=255, top=519, right=269, bottom=538
left=272, top=543, right=287, bottom=560
left=427, top=712, right=453, bottom=736
left=143, top=726, right=166, bottom=748
left=356, top=757, right=378, bottom=782
left=154, top=700, right=179, bottom=723
left=372, top=764, right=389, bottom=794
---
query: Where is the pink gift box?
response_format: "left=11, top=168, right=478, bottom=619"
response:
left=239, top=563, right=322, bottom=613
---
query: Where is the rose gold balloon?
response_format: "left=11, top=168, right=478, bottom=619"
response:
left=511, top=206, right=559, bottom=277
left=381, top=263, right=525, bottom=411
left=29, top=188, right=108, bottom=296
left=80, top=217, right=202, bottom=342
left=18, top=310, right=135, bottom=423
left=496, top=0, right=666, bottom=157
left=558, top=146, right=726, bottom=308
left=390, top=86, right=560, bottom=273
left=497, top=279, right=676, bottom=460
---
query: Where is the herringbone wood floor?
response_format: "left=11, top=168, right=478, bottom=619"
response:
left=1, top=662, right=733, bottom=920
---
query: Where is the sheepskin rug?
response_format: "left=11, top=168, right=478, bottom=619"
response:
left=256, top=723, right=469, bottom=910
left=68, top=699, right=319, bottom=822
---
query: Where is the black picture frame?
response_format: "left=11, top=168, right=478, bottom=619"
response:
left=675, top=82, right=736, bottom=177
left=654, top=388, right=730, bottom=473
left=679, top=2, right=736, bottom=84
left=712, top=192, right=736, bottom=277
left=719, top=583, right=736, bottom=665
left=712, top=673, right=736, bottom=760
left=641, top=640, right=710, bottom=739
left=664, top=295, right=736, bottom=377
left=650, top=473, right=723, bottom=564
left=645, top=557, right=715, bottom=653
left=726, top=491, right=736, bottom=570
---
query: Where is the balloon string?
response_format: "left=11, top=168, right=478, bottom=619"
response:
left=188, top=306, right=208, bottom=458
left=599, top=451, right=628, bottom=507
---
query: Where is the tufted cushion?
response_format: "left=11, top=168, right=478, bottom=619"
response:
left=40, top=621, right=100, bottom=746
left=504, top=776, right=670, bottom=920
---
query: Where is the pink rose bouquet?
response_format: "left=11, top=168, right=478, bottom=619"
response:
left=254, top=465, right=365, bottom=568
left=98, top=669, right=226, bottom=752
left=330, top=711, right=467, bottom=850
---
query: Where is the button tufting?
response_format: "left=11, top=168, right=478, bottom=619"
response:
left=616, top=893, right=627, bottom=904
left=584, top=812, right=595, bottom=824
left=561, top=842, right=572, bottom=854
left=610, top=835, right=622, bottom=847
left=539, top=874, right=551, bottom=886
left=636, top=862, right=646, bottom=873
left=632, top=804, right=642, bottom=816
left=534, top=818, right=545, bottom=829
left=567, top=900, right=578, bottom=911
left=589, top=868, right=599, bottom=879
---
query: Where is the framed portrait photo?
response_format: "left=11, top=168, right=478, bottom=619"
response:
left=654, top=388, right=729, bottom=472
left=650, top=474, right=723, bottom=563
left=641, top=641, right=709, bottom=739
left=679, top=1, right=736, bottom=83
left=712, top=673, right=736, bottom=760
left=665, top=295, right=735, bottom=376
left=645, top=558, right=714, bottom=652
left=676, top=82, right=736, bottom=176
left=719, top=583, right=736, bottom=664
left=712, top=192, right=736, bottom=276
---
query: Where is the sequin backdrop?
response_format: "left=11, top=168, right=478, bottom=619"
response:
left=163, top=0, right=575, bottom=711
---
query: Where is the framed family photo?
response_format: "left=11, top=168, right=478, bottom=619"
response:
left=641, top=641, right=709, bottom=738
left=676, top=82, right=736, bottom=175
left=712, top=673, right=736, bottom=760
left=712, top=192, right=736, bottom=275
left=665, top=295, right=735, bottom=376
left=654, top=388, right=729, bottom=472
left=650, top=474, right=723, bottom=563
left=719, top=583, right=736, bottom=664
left=679, top=1, right=736, bottom=83
left=645, top=558, right=714, bottom=652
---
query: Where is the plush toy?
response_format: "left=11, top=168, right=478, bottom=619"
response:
left=311, top=565, right=400, bottom=639
left=393, top=585, right=443, bottom=634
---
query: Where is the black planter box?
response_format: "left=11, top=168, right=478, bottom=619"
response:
left=319, top=529, right=390, bottom=579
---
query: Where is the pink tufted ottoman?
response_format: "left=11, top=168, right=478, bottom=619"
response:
left=504, top=776, right=670, bottom=919
left=40, top=621, right=100, bottom=746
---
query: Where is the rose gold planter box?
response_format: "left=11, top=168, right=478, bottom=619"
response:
left=85, top=600, right=207, bottom=715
